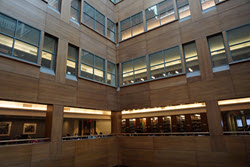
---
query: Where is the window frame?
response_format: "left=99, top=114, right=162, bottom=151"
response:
left=225, top=24, right=250, bottom=63
left=82, top=2, right=106, bottom=36
left=120, top=12, right=144, bottom=41
left=0, top=12, right=41, bottom=65
left=149, top=45, right=184, bottom=80
left=207, top=33, right=228, bottom=68
left=70, top=0, right=81, bottom=23
left=107, top=60, right=117, bottom=87
left=80, top=49, right=106, bottom=84
left=66, top=44, right=79, bottom=77
left=107, top=18, right=116, bottom=43
left=176, top=0, right=191, bottom=20
left=121, top=55, right=148, bottom=86
left=47, top=0, right=61, bottom=12
left=200, top=0, right=216, bottom=12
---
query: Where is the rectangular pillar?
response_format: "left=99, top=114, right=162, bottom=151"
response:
left=111, top=111, right=122, bottom=134
left=185, top=114, right=192, bottom=132
left=201, top=113, right=209, bottom=132
left=171, top=115, right=177, bottom=132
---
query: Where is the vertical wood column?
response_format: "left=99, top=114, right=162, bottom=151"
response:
left=125, top=119, right=130, bottom=133
left=200, top=113, right=209, bottom=132
left=136, top=118, right=140, bottom=132
left=206, top=100, right=223, bottom=136
left=111, top=111, right=122, bottom=134
left=185, top=114, right=192, bottom=132
left=189, top=0, right=202, bottom=21
left=55, top=39, right=67, bottom=84
left=171, top=115, right=177, bottom=132
left=146, top=117, right=151, bottom=133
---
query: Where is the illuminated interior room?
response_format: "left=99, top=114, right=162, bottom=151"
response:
left=0, top=0, right=249, bottom=167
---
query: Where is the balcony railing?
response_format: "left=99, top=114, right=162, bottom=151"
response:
left=0, top=138, right=50, bottom=146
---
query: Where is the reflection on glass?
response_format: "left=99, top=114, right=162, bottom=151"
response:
left=134, top=69, right=147, bottom=83
left=134, top=57, right=146, bottom=70
left=177, top=115, right=186, bottom=132
left=122, top=60, right=133, bottom=73
left=95, top=56, right=105, bottom=70
left=107, top=73, right=116, bottom=86
left=0, top=13, right=16, bottom=36
left=71, top=0, right=80, bottom=22
left=201, top=0, right=215, bottom=11
left=108, top=61, right=116, bottom=74
left=129, top=119, right=136, bottom=133
left=123, top=72, right=133, bottom=85
left=164, top=46, right=181, bottom=62
left=82, top=52, right=93, bottom=66
left=191, top=114, right=202, bottom=132
left=163, top=116, right=171, bottom=132
left=147, top=16, right=160, bottom=30
left=67, top=60, right=76, bottom=75
left=48, top=0, right=61, bottom=11
left=177, top=0, right=191, bottom=19
left=150, top=64, right=165, bottom=79
left=150, top=51, right=164, bottom=66
left=160, top=9, right=175, bottom=25
left=13, top=40, right=38, bottom=63
left=81, top=64, right=93, bottom=80
left=139, top=118, right=147, bottom=133
left=132, top=23, right=144, bottom=36
left=151, top=117, right=158, bottom=133
left=165, top=60, right=182, bottom=76
left=183, top=42, right=200, bottom=73
left=227, top=25, right=250, bottom=62
left=95, top=22, right=105, bottom=35
left=82, top=14, right=95, bottom=29
left=41, top=51, right=53, bottom=69
left=107, top=19, right=115, bottom=42
left=94, top=68, right=104, bottom=83
left=208, top=34, right=228, bottom=67
left=121, top=28, right=131, bottom=40
left=0, top=34, right=13, bottom=55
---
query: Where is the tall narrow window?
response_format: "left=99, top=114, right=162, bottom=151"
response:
left=107, top=61, right=116, bottom=87
left=41, top=34, right=58, bottom=71
left=183, top=41, right=200, bottom=74
left=107, top=19, right=116, bottom=42
left=149, top=45, right=182, bottom=80
left=67, top=44, right=78, bottom=76
left=122, top=56, right=147, bottom=85
left=0, top=13, right=41, bottom=64
left=120, top=12, right=144, bottom=41
left=71, top=0, right=81, bottom=22
left=145, top=0, right=176, bottom=31
left=81, top=50, right=105, bottom=83
left=200, top=0, right=215, bottom=11
left=47, top=0, right=61, bottom=11
left=207, top=33, right=228, bottom=67
left=82, top=2, right=105, bottom=36
left=177, top=0, right=191, bottom=20
left=226, top=24, right=250, bottom=62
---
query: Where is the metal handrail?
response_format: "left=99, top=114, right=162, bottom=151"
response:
left=121, top=132, right=210, bottom=136
left=223, top=131, right=250, bottom=135
left=62, top=134, right=113, bottom=141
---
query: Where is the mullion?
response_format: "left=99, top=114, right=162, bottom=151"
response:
left=10, top=20, right=18, bottom=58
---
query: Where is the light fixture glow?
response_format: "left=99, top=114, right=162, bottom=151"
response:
left=218, top=98, right=250, bottom=105
left=64, top=107, right=111, bottom=115
left=141, top=78, right=144, bottom=81
left=0, top=100, right=47, bottom=111
left=151, top=76, right=155, bottom=79
left=122, top=103, right=205, bottom=115
left=188, top=68, right=193, bottom=72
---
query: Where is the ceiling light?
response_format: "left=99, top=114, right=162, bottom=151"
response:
left=141, top=78, right=144, bottom=81
left=151, top=76, right=155, bottom=79
left=218, top=98, right=250, bottom=105
left=163, top=73, right=166, bottom=76
left=64, top=107, right=111, bottom=115
left=188, top=68, right=193, bottom=72
left=175, top=71, right=179, bottom=74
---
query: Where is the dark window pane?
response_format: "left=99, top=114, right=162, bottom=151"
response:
left=183, top=42, right=198, bottom=58
left=81, top=64, right=93, bottom=79
left=43, top=34, right=57, bottom=54
left=71, top=0, right=80, bottom=10
left=165, top=60, right=182, bottom=76
left=150, top=64, right=165, bottom=79
left=107, top=19, right=115, bottom=32
left=71, top=7, right=80, bottom=22
left=150, top=51, right=164, bottom=66
left=122, top=72, right=134, bottom=85
left=82, top=51, right=94, bottom=66
left=0, top=13, right=16, bottom=36
left=83, top=14, right=95, bottom=29
left=230, top=42, right=250, bottom=62
left=48, top=0, right=61, bottom=11
left=94, top=69, right=105, bottom=83
left=95, top=56, right=105, bottom=70
left=121, top=18, right=131, bottom=31
left=107, top=74, right=116, bottom=86
left=68, top=45, right=78, bottom=61
left=84, top=2, right=95, bottom=18
left=227, top=25, right=250, bottom=46
left=122, top=60, right=133, bottom=73
left=16, top=22, right=40, bottom=46
left=95, top=11, right=105, bottom=25
left=107, top=30, right=115, bottom=42
left=132, top=12, right=143, bottom=26
left=164, top=46, right=181, bottom=62
left=41, top=51, right=53, bottom=69
left=108, top=62, right=116, bottom=74
left=13, top=40, right=38, bottom=63
left=95, top=22, right=105, bottom=35
left=158, top=0, right=173, bottom=14
left=145, top=6, right=158, bottom=20
left=134, top=69, right=147, bottom=83
left=134, top=56, right=146, bottom=70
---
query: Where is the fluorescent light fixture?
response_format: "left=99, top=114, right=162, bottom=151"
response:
left=141, top=78, right=144, bottom=81
left=175, top=71, right=179, bottom=74
left=64, top=107, right=111, bottom=115
left=131, top=80, right=134, bottom=83
left=195, top=114, right=200, bottom=117
left=163, top=73, right=166, bottom=76
left=122, top=103, right=205, bottom=115
left=180, top=115, right=185, bottom=118
left=188, top=68, right=193, bottom=72
left=151, top=76, right=155, bottom=79
left=218, top=98, right=250, bottom=105
left=0, top=100, right=47, bottom=111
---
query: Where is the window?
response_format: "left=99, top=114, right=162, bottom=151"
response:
left=107, top=61, right=116, bottom=86
left=120, top=12, right=144, bottom=40
left=207, top=33, right=228, bottom=67
left=71, top=0, right=81, bottom=22
left=145, top=0, right=176, bottom=31
left=47, top=0, right=61, bottom=11
left=81, top=50, right=105, bottom=83
left=110, top=0, right=121, bottom=4
left=200, top=0, right=215, bottom=11
left=226, top=24, right=250, bottom=62
left=82, top=2, right=105, bottom=36
left=107, top=19, right=116, bottom=42
left=183, top=41, right=200, bottom=73
left=41, top=34, right=57, bottom=71
left=177, top=0, right=191, bottom=20
left=0, top=13, right=41, bottom=64
left=122, top=56, right=147, bottom=85
left=149, top=46, right=183, bottom=80
left=67, top=44, right=78, bottom=76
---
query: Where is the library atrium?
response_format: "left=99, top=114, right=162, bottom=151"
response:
left=0, top=0, right=249, bottom=166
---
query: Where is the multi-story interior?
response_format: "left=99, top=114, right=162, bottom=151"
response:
left=0, top=0, right=249, bottom=166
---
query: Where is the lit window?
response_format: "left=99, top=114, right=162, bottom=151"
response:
left=107, top=61, right=116, bottom=86
left=177, top=0, right=191, bottom=20
left=183, top=41, right=200, bottom=73
left=0, top=13, right=41, bottom=64
left=67, top=44, right=78, bottom=76
left=47, top=0, right=61, bottom=11
left=120, top=12, right=144, bottom=40
left=82, top=2, right=105, bottom=36
left=107, top=19, right=116, bottom=42
left=149, top=46, right=183, bottom=79
left=200, top=0, right=215, bottom=11
left=145, top=0, right=176, bottom=31
left=207, top=33, right=228, bottom=67
left=122, top=56, right=147, bottom=85
left=226, top=24, right=250, bottom=62
left=41, top=34, right=58, bottom=71
left=71, top=0, right=81, bottom=22
left=81, top=50, right=106, bottom=83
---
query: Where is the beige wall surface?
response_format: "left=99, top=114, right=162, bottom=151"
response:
left=96, top=119, right=112, bottom=134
